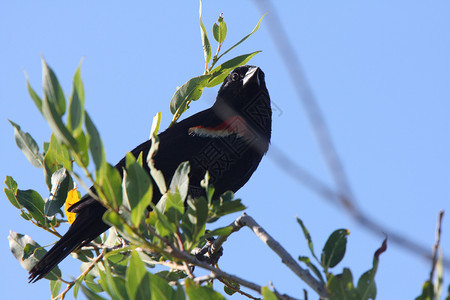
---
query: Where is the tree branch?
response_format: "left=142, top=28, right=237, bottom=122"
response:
left=213, top=213, right=328, bottom=299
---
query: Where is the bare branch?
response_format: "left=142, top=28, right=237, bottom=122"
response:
left=213, top=213, right=328, bottom=298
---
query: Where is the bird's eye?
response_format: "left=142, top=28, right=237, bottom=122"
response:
left=231, top=72, right=240, bottom=81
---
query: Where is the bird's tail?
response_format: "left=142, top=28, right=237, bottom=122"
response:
left=28, top=202, right=109, bottom=283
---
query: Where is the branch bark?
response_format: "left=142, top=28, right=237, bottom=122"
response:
left=213, top=213, right=328, bottom=299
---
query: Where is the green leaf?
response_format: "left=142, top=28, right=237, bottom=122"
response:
left=212, top=14, right=227, bottom=44
left=73, top=130, right=89, bottom=167
left=14, top=189, right=46, bottom=225
left=44, top=168, right=73, bottom=217
left=4, top=176, right=19, bottom=208
left=50, top=280, right=62, bottom=298
left=8, top=231, right=61, bottom=280
left=174, top=283, right=186, bottom=300
left=165, top=190, right=184, bottom=224
left=297, top=217, right=319, bottom=262
left=41, top=61, right=78, bottom=151
left=208, top=194, right=246, bottom=223
left=185, top=278, right=226, bottom=300
left=219, top=13, right=266, bottom=59
left=98, top=163, right=123, bottom=209
left=85, top=274, right=103, bottom=293
left=321, top=229, right=349, bottom=270
left=123, top=153, right=153, bottom=227
left=148, top=273, right=175, bottom=300
left=416, top=281, right=434, bottom=300
left=199, top=0, right=211, bottom=65
left=80, top=283, right=108, bottom=300
left=147, top=135, right=167, bottom=195
left=85, top=112, right=105, bottom=172
left=8, top=120, right=44, bottom=168
left=222, top=279, right=239, bottom=295
left=206, top=51, right=261, bottom=87
left=44, top=134, right=72, bottom=190
left=356, top=269, right=377, bottom=300
left=73, top=280, right=81, bottom=299
left=156, top=270, right=187, bottom=282
left=262, top=286, right=278, bottom=300
left=356, top=238, right=387, bottom=300
left=169, top=74, right=212, bottom=115
left=328, top=268, right=357, bottom=300
left=298, top=256, right=325, bottom=283
left=183, top=197, right=208, bottom=243
left=151, top=196, right=177, bottom=236
left=169, top=161, right=190, bottom=202
left=41, top=58, right=66, bottom=116
left=102, top=261, right=128, bottom=300
left=150, top=112, right=162, bottom=137
left=68, top=61, right=85, bottom=135
left=103, top=211, right=143, bottom=244
left=126, top=251, right=152, bottom=300
left=25, top=73, right=43, bottom=113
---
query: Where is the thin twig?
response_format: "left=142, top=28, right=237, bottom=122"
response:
left=54, top=252, right=104, bottom=300
left=429, top=210, right=444, bottom=283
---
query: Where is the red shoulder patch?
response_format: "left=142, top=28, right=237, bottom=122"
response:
left=189, top=116, right=251, bottom=138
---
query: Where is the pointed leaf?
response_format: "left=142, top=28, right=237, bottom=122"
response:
left=169, top=74, right=212, bottom=115
left=50, top=280, right=62, bottom=298
left=85, top=112, right=105, bottom=172
left=262, top=286, right=278, bottom=300
left=68, top=62, right=85, bottom=135
left=45, top=168, right=73, bottom=217
left=169, top=161, right=190, bottom=202
left=219, top=13, right=266, bottom=59
left=26, top=74, right=43, bottom=113
left=8, top=120, right=44, bottom=168
left=165, top=190, right=184, bottom=223
left=41, top=58, right=66, bottom=116
left=199, top=0, right=211, bottom=65
left=99, top=163, right=123, bottom=209
left=42, top=91, right=78, bottom=151
left=80, top=283, right=108, bottom=300
left=184, top=197, right=208, bottom=242
left=12, top=188, right=46, bottom=225
left=150, top=112, right=162, bottom=138
left=356, top=238, right=387, bottom=300
left=148, top=272, right=175, bottom=300
left=207, top=51, right=261, bottom=87
left=297, top=217, right=319, bottom=261
left=298, top=256, right=325, bottom=283
left=123, top=153, right=153, bottom=227
left=126, top=251, right=152, bottom=300
left=147, top=135, right=167, bottom=195
left=44, top=134, right=72, bottom=190
left=5, top=176, right=19, bottom=208
left=8, top=231, right=61, bottom=280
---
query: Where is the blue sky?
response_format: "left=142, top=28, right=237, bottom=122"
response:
left=1, top=1, right=449, bottom=299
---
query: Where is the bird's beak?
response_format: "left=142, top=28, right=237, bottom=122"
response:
left=243, top=66, right=260, bottom=87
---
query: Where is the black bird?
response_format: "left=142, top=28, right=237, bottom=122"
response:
left=28, top=65, right=272, bottom=283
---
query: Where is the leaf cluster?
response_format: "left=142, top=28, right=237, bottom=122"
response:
left=297, top=218, right=387, bottom=300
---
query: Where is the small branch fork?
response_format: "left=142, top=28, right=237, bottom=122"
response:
left=212, top=213, right=328, bottom=299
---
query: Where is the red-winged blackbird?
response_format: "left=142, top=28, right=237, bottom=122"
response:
left=28, top=65, right=272, bottom=283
